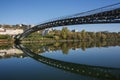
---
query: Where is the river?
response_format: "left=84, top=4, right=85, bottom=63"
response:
left=0, top=41, right=120, bottom=80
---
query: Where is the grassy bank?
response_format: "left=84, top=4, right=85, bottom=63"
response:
left=0, top=35, right=14, bottom=43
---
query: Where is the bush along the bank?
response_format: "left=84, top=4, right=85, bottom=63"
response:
left=23, top=27, right=120, bottom=42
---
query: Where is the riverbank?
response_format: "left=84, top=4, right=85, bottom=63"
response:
left=21, top=39, right=120, bottom=44
left=21, top=40, right=81, bottom=43
left=22, top=28, right=120, bottom=43
left=0, top=39, right=14, bottom=44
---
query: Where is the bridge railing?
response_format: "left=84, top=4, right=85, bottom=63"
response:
left=41, top=3, right=120, bottom=23
left=19, top=3, right=120, bottom=39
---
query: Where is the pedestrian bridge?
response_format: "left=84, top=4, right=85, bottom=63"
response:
left=15, top=3, right=120, bottom=40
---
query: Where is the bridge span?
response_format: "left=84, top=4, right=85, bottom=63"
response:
left=15, top=3, right=120, bottom=40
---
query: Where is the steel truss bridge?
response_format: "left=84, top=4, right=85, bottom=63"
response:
left=15, top=3, right=120, bottom=40
left=15, top=44, right=120, bottom=80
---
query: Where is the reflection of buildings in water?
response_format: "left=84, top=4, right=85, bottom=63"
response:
left=0, top=48, right=26, bottom=59
left=40, top=46, right=54, bottom=53
left=72, top=48, right=79, bottom=50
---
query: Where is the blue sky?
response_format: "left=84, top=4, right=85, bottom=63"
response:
left=0, top=0, right=120, bottom=32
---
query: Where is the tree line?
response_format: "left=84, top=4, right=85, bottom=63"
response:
left=24, top=27, right=120, bottom=42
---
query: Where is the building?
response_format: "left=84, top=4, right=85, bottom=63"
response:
left=72, top=29, right=78, bottom=32
left=42, top=28, right=53, bottom=36
left=0, top=28, right=23, bottom=36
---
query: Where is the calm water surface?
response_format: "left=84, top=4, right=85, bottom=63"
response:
left=0, top=42, right=120, bottom=80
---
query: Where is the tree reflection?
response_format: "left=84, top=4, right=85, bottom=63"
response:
left=16, top=44, right=120, bottom=80
left=61, top=43, right=69, bottom=54
left=23, top=41, right=120, bottom=54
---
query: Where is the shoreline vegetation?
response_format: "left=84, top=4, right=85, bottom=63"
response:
left=22, top=27, right=120, bottom=43
left=0, top=27, right=120, bottom=43
left=0, top=39, right=120, bottom=55
left=0, top=39, right=14, bottom=44
left=23, top=41, right=120, bottom=54
left=0, top=34, right=14, bottom=43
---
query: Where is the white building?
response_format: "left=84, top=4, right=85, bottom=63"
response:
left=0, top=28, right=23, bottom=35
left=42, top=28, right=53, bottom=36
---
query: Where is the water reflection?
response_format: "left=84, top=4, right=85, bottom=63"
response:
left=0, top=41, right=120, bottom=80
left=15, top=41, right=120, bottom=80
left=23, top=41, right=120, bottom=54
left=0, top=44, right=25, bottom=59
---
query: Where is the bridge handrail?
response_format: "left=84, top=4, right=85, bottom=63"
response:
left=42, top=3, right=120, bottom=23
left=17, top=3, right=120, bottom=40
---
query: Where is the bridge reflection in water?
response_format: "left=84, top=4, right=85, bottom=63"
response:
left=15, top=44, right=120, bottom=80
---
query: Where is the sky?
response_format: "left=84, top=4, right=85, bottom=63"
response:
left=0, top=0, right=120, bottom=32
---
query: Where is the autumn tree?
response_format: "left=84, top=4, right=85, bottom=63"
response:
left=61, top=27, right=69, bottom=39
left=81, top=29, right=86, bottom=41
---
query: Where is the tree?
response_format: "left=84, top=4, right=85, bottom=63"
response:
left=3, top=25, right=12, bottom=29
left=91, top=32, right=96, bottom=39
left=61, top=27, right=69, bottom=39
left=96, top=32, right=101, bottom=40
left=101, top=34, right=106, bottom=41
left=0, top=24, right=2, bottom=28
left=81, top=29, right=86, bottom=40
left=61, top=43, right=69, bottom=54
left=77, top=33, right=82, bottom=40
left=67, top=32, right=73, bottom=39
left=54, top=36, right=60, bottom=40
